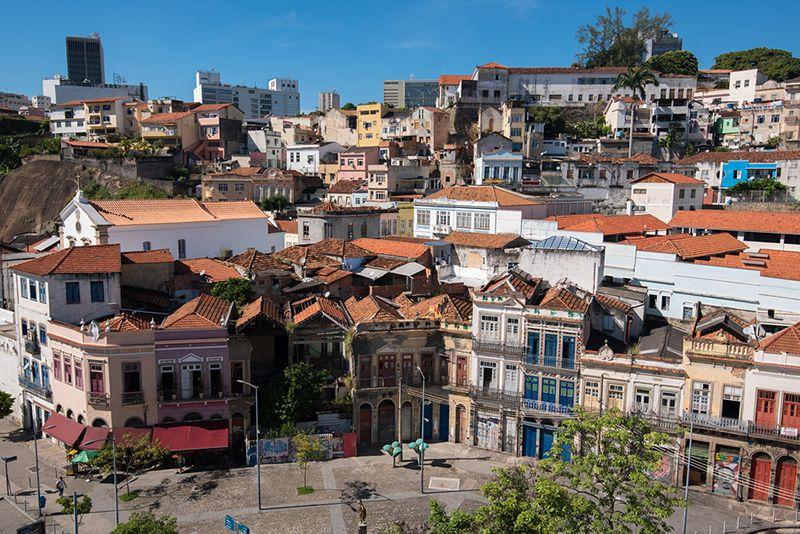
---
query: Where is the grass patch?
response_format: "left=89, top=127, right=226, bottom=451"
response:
left=296, top=486, right=314, bottom=496
left=119, top=491, right=139, bottom=502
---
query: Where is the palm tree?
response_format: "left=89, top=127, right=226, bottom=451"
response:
left=612, top=66, right=659, bottom=157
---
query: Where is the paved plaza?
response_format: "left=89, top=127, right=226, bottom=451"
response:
left=0, top=420, right=797, bottom=533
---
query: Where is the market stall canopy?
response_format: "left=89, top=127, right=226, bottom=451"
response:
left=152, top=421, right=229, bottom=452
left=71, top=450, right=99, bottom=464
left=113, top=427, right=153, bottom=447
left=79, top=426, right=110, bottom=451
left=42, top=413, right=85, bottom=448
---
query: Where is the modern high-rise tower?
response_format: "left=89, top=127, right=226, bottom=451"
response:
left=65, top=33, right=105, bottom=84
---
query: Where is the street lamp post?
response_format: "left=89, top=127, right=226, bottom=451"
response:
left=417, top=366, right=425, bottom=495
left=22, top=391, right=42, bottom=517
left=681, top=416, right=694, bottom=534
left=238, top=380, right=261, bottom=510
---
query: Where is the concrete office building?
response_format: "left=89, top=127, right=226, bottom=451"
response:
left=42, top=76, right=148, bottom=105
left=643, top=30, right=683, bottom=61
left=384, top=79, right=438, bottom=109
left=193, top=70, right=300, bottom=119
left=318, top=91, right=340, bottom=112
left=0, top=92, right=31, bottom=111
left=65, top=33, right=105, bottom=84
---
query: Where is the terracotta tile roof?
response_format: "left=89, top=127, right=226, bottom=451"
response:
left=200, top=201, right=267, bottom=220
left=64, top=140, right=111, bottom=149
left=227, top=248, right=292, bottom=273
left=290, top=295, right=350, bottom=327
left=122, top=286, right=171, bottom=309
left=192, top=103, right=235, bottom=112
left=139, top=111, right=193, bottom=124
left=632, top=172, right=704, bottom=185
left=444, top=231, right=529, bottom=249
left=760, top=321, right=800, bottom=354
left=309, top=201, right=380, bottom=214
left=13, top=244, right=121, bottom=276
left=236, top=296, right=285, bottom=329
left=317, top=267, right=352, bottom=284
left=693, top=249, right=800, bottom=281
left=175, top=258, right=243, bottom=283
left=105, top=313, right=152, bottom=332
left=272, top=246, right=340, bottom=269
left=594, top=293, right=633, bottom=313
left=91, top=199, right=265, bottom=225
left=477, top=61, right=508, bottom=69
left=161, top=294, right=231, bottom=329
left=275, top=220, right=298, bottom=234
left=480, top=268, right=541, bottom=300
left=121, top=249, right=174, bottom=264
left=365, top=256, right=407, bottom=270
left=308, top=238, right=371, bottom=259
left=669, top=210, right=800, bottom=235
left=569, top=152, right=658, bottom=165
left=351, top=238, right=429, bottom=260
left=399, top=294, right=472, bottom=324
left=679, top=150, right=800, bottom=165
left=345, top=296, right=404, bottom=323
left=438, top=74, right=471, bottom=85
left=548, top=214, right=667, bottom=236
left=423, top=186, right=540, bottom=206
left=622, top=233, right=747, bottom=260
left=327, top=180, right=365, bottom=194
left=538, top=286, right=590, bottom=313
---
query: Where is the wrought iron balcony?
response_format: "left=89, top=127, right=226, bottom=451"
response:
left=87, top=392, right=110, bottom=406
left=520, top=398, right=573, bottom=415
left=472, top=337, right=527, bottom=359
left=18, top=375, right=51, bottom=400
left=121, top=391, right=144, bottom=405
left=522, top=354, right=576, bottom=371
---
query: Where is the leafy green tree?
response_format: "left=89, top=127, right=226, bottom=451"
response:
left=713, top=48, right=800, bottom=82
left=211, top=278, right=253, bottom=307
left=613, top=66, right=659, bottom=156
left=658, top=122, right=685, bottom=159
left=293, top=433, right=324, bottom=490
left=57, top=495, right=92, bottom=519
left=278, top=362, right=329, bottom=425
left=646, top=50, right=699, bottom=76
left=576, top=6, right=673, bottom=67
left=728, top=177, right=787, bottom=193
left=527, top=106, right=567, bottom=137
left=341, top=103, right=356, bottom=110
left=93, top=434, right=169, bottom=494
left=0, top=390, right=13, bottom=419
left=766, top=136, right=781, bottom=149
left=430, top=409, right=680, bottom=534
left=82, top=180, right=113, bottom=200
left=111, top=512, right=178, bottom=534
left=567, top=117, right=611, bottom=140
left=260, top=195, right=290, bottom=212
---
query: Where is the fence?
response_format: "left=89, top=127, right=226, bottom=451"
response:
left=727, top=190, right=799, bottom=205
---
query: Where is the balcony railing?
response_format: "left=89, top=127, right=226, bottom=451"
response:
left=121, top=391, right=143, bottom=405
left=472, top=338, right=527, bottom=358
left=520, top=398, right=573, bottom=415
left=24, top=340, right=40, bottom=355
left=157, top=389, right=230, bottom=402
left=87, top=392, right=110, bottom=406
left=522, top=354, right=576, bottom=371
left=357, top=377, right=398, bottom=389
left=469, top=385, right=520, bottom=404
left=18, top=375, right=51, bottom=400
left=636, top=410, right=800, bottom=443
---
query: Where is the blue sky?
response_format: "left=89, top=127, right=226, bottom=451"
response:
left=2, top=0, right=800, bottom=112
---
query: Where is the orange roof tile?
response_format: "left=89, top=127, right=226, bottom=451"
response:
left=13, top=245, right=121, bottom=276
left=327, top=180, right=366, bottom=194
left=175, top=258, right=243, bottom=283
left=538, top=286, right=590, bottom=313
left=227, top=248, right=292, bottom=273
left=444, top=232, right=529, bottom=249
left=548, top=214, right=667, bottom=236
left=308, top=238, right=371, bottom=259
left=760, top=321, right=800, bottom=354
left=693, top=249, right=800, bottom=281
left=200, top=201, right=267, bottom=220
left=192, top=103, right=235, bottom=112
left=632, top=172, right=704, bottom=185
left=275, top=220, right=298, bottom=234
left=351, top=238, right=429, bottom=260
left=480, top=269, right=541, bottom=300
left=139, top=111, right=193, bottom=124
left=291, top=295, right=350, bottom=327
left=105, top=313, right=152, bottom=332
left=121, top=249, right=174, bottom=264
left=476, top=61, right=508, bottom=69
left=399, top=294, right=472, bottom=324
left=161, top=294, right=231, bottom=329
left=438, top=74, right=471, bottom=85
left=236, top=296, right=285, bottom=329
left=91, top=199, right=265, bottom=226
left=669, top=210, right=800, bottom=235
left=622, top=233, right=747, bottom=260
left=345, top=296, right=404, bottom=323
left=64, top=140, right=111, bottom=149
left=423, top=186, right=540, bottom=206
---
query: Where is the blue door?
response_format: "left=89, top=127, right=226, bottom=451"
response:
left=559, top=381, right=575, bottom=408
left=539, top=428, right=555, bottom=459
left=541, top=378, right=557, bottom=404
left=544, top=334, right=558, bottom=367
left=524, top=375, right=538, bottom=400
left=423, top=402, right=433, bottom=441
left=438, top=404, right=449, bottom=442
left=561, top=336, right=575, bottom=369
left=522, top=425, right=538, bottom=457
left=526, top=332, right=540, bottom=365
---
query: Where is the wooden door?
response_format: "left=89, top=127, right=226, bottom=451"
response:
left=775, top=458, right=798, bottom=507
left=756, top=390, right=777, bottom=427
left=358, top=405, right=372, bottom=444
left=750, top=456, right=772, bottom=501
left=782, top=394, right=800, bottom=430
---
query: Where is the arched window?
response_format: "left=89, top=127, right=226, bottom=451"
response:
left=77, top=415, right=85, bottom=424
left=92, top=418, right=108, bottom=428
left=183, top=412, right=202, bottom=422
left=124, top=417, right=145, bottom=428
left=161, top=417, right=176, bottom=424
left=66, top=409, right=74, bottom=420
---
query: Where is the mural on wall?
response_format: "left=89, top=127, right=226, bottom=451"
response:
left=712, top=452, right=740, bottom=497
left=247, top=433, right=354, bottom=466
left=651, top=451, right=675, bottom=483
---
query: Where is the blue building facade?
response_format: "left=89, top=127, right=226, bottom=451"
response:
left=720, top=159, right=778, bottom=189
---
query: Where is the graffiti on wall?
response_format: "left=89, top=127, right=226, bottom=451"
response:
left=712, top=453, right=740, bottom=497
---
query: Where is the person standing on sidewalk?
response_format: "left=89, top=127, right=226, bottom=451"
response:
left=55, top=476, right=66, bottom=498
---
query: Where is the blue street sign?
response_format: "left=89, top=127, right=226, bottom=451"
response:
left=237, top=524, right=250, bottom=534
left=224, top=515, right=236, bottom=531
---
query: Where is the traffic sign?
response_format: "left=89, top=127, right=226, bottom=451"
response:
left=224, top=515, right=236, bottom=531
left=238, top=524, right=250, bottom=534
left=1, top=456, right=17, bottom=462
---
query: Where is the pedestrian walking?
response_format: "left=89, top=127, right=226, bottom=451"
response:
left=55, top=476, right=66, bottom=498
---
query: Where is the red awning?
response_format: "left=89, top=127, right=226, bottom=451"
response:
left=113, top=427, right=152, bottom=447
left=79, top=426, right=110, bottom=451
left=152, top=420, right=229, bottom=452
left=42, top=413, right=85, bottom=448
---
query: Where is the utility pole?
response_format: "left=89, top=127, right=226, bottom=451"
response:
left=417, top=366, right=425, bottom=495
left=238, top=380, right=261, bottom=510
left=681, top=416, right=694, bottom=534
left=73, top=491, right=78, bottom=534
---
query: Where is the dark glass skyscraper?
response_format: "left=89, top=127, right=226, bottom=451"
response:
left=66, top=34, right=105, bottom=84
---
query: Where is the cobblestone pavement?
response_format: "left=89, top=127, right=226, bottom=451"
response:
left=3, top=419, right=799, bottom=534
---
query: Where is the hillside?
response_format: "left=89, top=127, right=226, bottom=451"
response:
left=0, top=158, right=176, bottom=242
